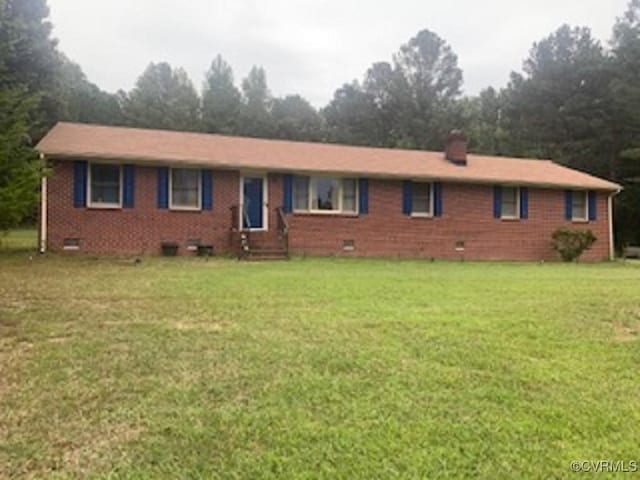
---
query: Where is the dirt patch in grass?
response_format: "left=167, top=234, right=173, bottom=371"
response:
left=172, top=320, right=228, bottom=332
left=0, top=321, right=19, bottom=340
left=0, top=339, right=33, bottom=405
left=610, top=308, right=640, bottom=343
left=46, top=336, right=70, bottom=344
left=612, top=322, right=640, bottom=342
left=58, top=423, right=144, bottom=476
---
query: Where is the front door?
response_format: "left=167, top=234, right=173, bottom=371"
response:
left=242, top=176, right=266, bottom=230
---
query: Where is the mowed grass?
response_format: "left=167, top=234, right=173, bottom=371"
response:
left=1, top=231, right=640, bottom=478
left=0, top=228, right=38, bottom=252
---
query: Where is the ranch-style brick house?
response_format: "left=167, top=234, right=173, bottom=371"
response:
left=36, top=122, right=620, bottom=261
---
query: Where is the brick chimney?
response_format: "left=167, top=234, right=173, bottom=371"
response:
left=445, top=130, right=468, bottom=166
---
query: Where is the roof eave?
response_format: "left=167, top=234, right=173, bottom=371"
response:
left=39, top=150, right=622, bottom=192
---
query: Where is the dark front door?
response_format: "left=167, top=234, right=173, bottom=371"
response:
left=242, top=176, right=264, bottom=229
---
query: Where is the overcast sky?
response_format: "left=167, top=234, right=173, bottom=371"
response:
left=48, top=0, right=629, bottom=107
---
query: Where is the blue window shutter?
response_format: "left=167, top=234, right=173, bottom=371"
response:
left=283, top=174, right=293, bottom=213
left=433, top=182, right=443, bottom=217
left=359, top=178, right=369, bottom=214
left=73, top=161, right=87, bottom=207
left=123, top=164, right=135, bottom=208
left=201, top=169, right=213, bottom=210
left=493, top=186, right=502, bottom=218
left=565, top=190, right=573, bottom=220
left=402, top=180, right=412, bottom=215
left=520, top=187, right=528, bottom=219
left=157, top=167, right=169, bottom=209
left=588, top=191, right=597, bottom=221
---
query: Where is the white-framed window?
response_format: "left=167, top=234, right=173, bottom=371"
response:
left=88, top=163, right=122, bottom=208
left=293, top=176, right=358, bottom=214
left=572, top=190, right=588, bottom=221
left=170, top=168, right=201, bottom=210
left=501, top=186, right=520, bottom=219
left=411, top=182, right=433, bottom=216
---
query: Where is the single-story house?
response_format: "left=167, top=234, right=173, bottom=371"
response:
left=36, top=122, right=620, bottom=261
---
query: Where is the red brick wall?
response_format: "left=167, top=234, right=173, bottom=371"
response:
left=278, top=176, right=611, bottom=261
left=45, top=161, right=612, bottom=261
left=46, top=160, right=240, bottom=255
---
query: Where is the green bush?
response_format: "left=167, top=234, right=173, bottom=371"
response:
left=551, top=228, right=597, bottom=262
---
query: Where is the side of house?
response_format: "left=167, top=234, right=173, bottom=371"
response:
left=43, top=156, right=613, bottom=261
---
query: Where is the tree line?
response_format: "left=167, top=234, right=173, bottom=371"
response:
left=1, top=0, right=639, bottom=246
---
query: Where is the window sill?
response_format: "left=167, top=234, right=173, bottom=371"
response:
left=410, top=213, right=434, bottom=219
left=293, top=210, right=360, bottom=218
left=571, top=218, right=590, bottom=224
left=169, top=207, right=202, bottom=212
left=87, top=204, right=122, bottom=210
left=500, top=216, right=521, bottom=222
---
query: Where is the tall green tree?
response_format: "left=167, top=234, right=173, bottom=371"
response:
left=323, top=81, right=380, bottom=146
left=0, top=0, right=57, bottom=232
left=271, top=94, right=324, bottom=141
left=202, top=54, right=241, bottom=134
left=361, top=61, right=411, bottom=146
left=0, top=88, right=41, bottom=233
left=391, top=29, right=464, bottom=149
left=459, top=87, right=505, bottom=155
left=611, top=0, right=640, bottom=170
left=499, top=25, right=615, bottom=176
left=1, top=0, right=57, bottom=86
left=324, top=29, right=464, bottom=150
left=122, top=62, right=201, bottom=131
left=238, top=66, right=274, bottom=137
left=55, top=55, right=125, bottom=125
left=1, top=0, right=60, bottom=137
left=610, top=0, right=640, bottom=246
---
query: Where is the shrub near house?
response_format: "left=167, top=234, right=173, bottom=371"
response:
left=36, top=123, right=619, bottom=261
left=552, top=229, right=597, bottom=262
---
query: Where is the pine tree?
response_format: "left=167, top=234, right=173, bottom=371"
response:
left=0, top=0, right=56, bottom=232
left=122, top=62, right=201, bottom=131
left=202, top=54, right=241, bottom=134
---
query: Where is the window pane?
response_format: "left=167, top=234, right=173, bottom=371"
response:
left=572, top=191, right=586, bottom=219
left=172, top=169, right=200, bottom=208
left=501, top=187, right=518, bottom=218
left=90, top=164, right=120, bottom=204
left=293, top=176, right=309, bottom=211
left=311, top=177, right=339, bottom=210
left=173, top=188, right=199, bottom=206
left=412, top=182, right=431, bottom=214
left=342, top=178, right=357, bottom=212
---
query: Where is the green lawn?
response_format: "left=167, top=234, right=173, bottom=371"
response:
left=0, top=228, right=38, bottom=251
left=1, top=232, right=640, bottom=478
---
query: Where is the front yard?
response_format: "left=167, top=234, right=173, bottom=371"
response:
left=1, top=231, right=640, bottom=478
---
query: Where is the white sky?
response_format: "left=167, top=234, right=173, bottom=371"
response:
left=48, top=0, right=629, bottom=107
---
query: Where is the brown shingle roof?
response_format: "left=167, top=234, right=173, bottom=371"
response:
left=37, top=122, right=620, bottom=191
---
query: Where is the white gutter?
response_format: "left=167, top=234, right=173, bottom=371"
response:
left=39, top=153, right=47, bottom=254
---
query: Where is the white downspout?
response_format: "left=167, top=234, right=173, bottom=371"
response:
left=608, top=192, right=617, bottom=261
left=39, top=153, right=47, bottom=254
